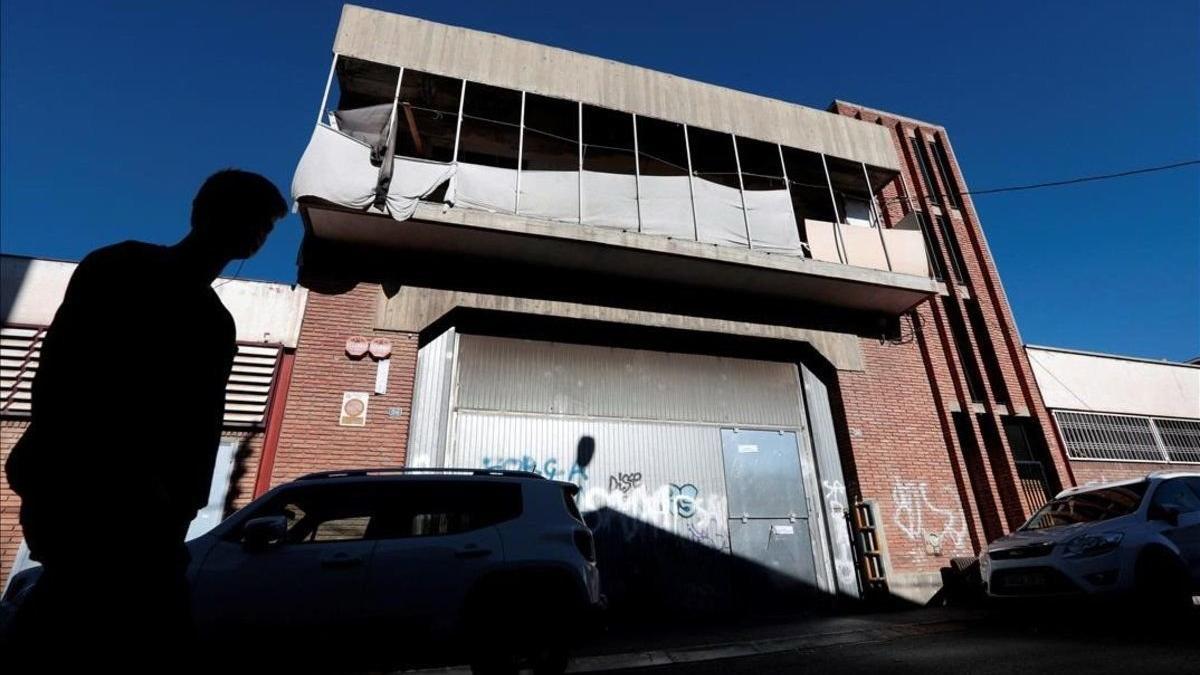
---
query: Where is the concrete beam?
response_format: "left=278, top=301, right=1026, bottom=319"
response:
left=333, top=5, right=900, bottom=171
left=375, top=285, right=866, bottom=372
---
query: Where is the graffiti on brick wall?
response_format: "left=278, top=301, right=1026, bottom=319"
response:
left=891, top=480, right=968, bottom=555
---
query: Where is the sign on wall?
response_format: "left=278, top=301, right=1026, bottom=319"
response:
left=340, top=391, right=369, bottom=427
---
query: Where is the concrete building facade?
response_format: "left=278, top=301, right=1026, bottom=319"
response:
left=272, top=5, right=1073, bottom=606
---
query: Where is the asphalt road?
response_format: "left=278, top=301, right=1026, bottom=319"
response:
left=604, top=619, right=1200, bottom=674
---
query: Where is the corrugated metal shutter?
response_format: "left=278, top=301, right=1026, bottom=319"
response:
left=447, top=335, right=811, bottom=552
left=456, top=335, right=805, bottom=427
left=0, top=325, right=279, bottom=428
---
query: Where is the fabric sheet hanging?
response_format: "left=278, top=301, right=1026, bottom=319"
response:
left=581, top=171, right=639, bottom=230
left=692, top=177, right=749, bottom=247
left=292, top=125, right=380, bottom=209
left=744, top=189, right=804, bottom=255
left=447, top=162, right=518, bottom=213
left=518, top=170, right=580, bottom=223
left=637, top=174, right=695, bottom=239
left=385, top=157, right=457, bottom=220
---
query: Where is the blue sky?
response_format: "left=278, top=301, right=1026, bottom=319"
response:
left=2, top=1, right=1197, bottom=360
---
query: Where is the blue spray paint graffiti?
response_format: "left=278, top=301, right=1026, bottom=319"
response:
left=669, top=483, right=699, bottom=518
left=481, top=456, right=589, bottom=485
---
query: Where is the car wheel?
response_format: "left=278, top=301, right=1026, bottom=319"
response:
left=1135, top=549, right=1191, bottom=616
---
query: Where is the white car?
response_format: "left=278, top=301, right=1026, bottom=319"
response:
left=981, top=472, right=1200, bottom=607
left=3, top=468, right=604, bottom=673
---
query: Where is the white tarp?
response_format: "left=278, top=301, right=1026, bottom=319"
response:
left=582, top=171, right=639, bottom=230
left=518, top=170, right=579, bottom=223
left=291, top=125, right=379, bottom=209
left=744, top=189, right=803, bottom=255
left=447, top=162, right=518, bottom=213
left=386, top=156, right=456, bottom=220
left=637, top=174, right=695, bottom=239
left=693, top=177, right=749, bottom=247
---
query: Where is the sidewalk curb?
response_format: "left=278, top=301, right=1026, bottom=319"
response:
left=402, top=616, right=978, bottom=674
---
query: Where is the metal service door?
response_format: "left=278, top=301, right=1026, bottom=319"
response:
left=722, top=428, right=818, bottom=595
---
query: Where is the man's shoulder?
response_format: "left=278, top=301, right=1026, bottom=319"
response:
left=79, top=240, right=167, bottom=274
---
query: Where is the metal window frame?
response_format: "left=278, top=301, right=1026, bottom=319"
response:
left=1052, top=409, right=1200, bottom=465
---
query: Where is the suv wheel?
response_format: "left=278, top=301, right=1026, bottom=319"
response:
left=466, top=579, right=576, bottom=675
left=1135, top=549, right=1191, bottom=617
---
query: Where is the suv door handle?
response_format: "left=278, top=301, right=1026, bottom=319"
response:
left=320, top=553, right=364, bottom=569
left=454, top=546, right=493, bottom=559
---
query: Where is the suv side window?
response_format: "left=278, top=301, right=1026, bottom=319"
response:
left=373, top=480, right=522, bottom=539
left=242, top=484, right=380, bottom=545
left=1150, top=479, right=1200, bottom=515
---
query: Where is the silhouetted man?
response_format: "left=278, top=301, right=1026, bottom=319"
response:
left=5, top=170, right=286, bottom=668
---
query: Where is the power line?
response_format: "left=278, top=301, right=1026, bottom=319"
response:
left=958, top=159, right=1200, bottom=197
left=889, top=159, right=1200, bottom=204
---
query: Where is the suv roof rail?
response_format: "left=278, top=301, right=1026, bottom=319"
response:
left=295, top=467, right=547, bottom=481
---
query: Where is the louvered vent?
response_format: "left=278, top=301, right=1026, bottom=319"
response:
left=1, top=325, right=279, bottom=427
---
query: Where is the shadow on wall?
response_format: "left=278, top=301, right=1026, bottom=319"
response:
left=567, top=436, right=920, bottom=620
left=222, top=435, right=257, bottom=517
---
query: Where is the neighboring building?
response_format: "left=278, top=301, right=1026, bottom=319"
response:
left=1027, top=345, right=1200, bottom=486
left=0, top=254, right=307, bottom=585
left=275, top=5, right=1073, bottom=607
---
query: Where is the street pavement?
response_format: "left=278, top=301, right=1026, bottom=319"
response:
left=403, top=606, right=1199, bottom=674
left=595, top=611, right=1200, bottom=674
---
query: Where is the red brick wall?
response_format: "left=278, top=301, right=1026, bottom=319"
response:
left=828, top=103, right=1077, bottom=564
left=1069, top=461, right=1175, bottom=486
left=837, top=315, right=978, bottom=574
left=223, top=431, right=266, bottom=512
left=268, top=282, right=418, bottom=486
left=1, top=420, right=29, bottom=582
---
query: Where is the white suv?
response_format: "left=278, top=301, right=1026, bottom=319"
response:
left=4, top=468, right=603, bottom=673
left=981, top=472, right=1200, bottom=607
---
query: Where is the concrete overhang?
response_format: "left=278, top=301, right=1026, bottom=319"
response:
left=300, top=201, right=938, bottom=315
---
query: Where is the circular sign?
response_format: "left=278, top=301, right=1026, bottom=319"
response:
left=368, top=337, right=393, bottom=359
left=345, top=335, right=369, bottom=357
left=343, top=397, right=365, bottom=417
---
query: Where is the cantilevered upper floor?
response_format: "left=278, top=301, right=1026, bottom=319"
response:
left=293, top=4, right=938, bottom=314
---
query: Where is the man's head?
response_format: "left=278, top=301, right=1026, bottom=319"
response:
left=191, top=170, right=287, bottom=260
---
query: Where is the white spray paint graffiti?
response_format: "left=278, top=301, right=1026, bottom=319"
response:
left=891, top=481, right=968, bottom=555
left=822, top=480, right=857, bottom=587
left=580, top=483, right=729, bottom=551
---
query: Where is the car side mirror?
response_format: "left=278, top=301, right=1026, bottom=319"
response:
left=1149, top=504, right=1181, bottom=526
left=242, top=515, right=288, bottom=551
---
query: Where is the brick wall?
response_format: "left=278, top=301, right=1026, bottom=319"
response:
left=837, top=319, right=978, bottom=575
left=268, top=281, right=418, bottom=486
left=1, top=420, right=29, bottom=582
left=1069, top=460, right=1178, bottom=486
left=827, top=103, right=1077, bottom=569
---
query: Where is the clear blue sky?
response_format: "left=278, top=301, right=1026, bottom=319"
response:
left=2, top=1, right=1197, bottom=360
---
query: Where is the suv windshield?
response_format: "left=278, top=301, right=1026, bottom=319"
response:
left=1021, top=481, right=1149, bottom=531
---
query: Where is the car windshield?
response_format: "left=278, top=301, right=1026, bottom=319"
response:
left=1021, top=481, right=1149, bottom=531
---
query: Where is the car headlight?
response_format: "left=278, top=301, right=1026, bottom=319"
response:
left=1062, top=532, right=1123, bottom=558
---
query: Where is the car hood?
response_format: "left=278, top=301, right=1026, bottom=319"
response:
left=988, top=515, right=1134, bottom=551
